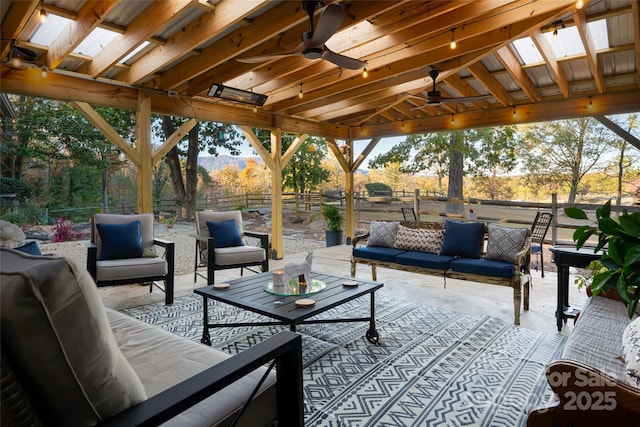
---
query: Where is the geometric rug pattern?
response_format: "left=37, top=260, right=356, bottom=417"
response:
left=121, top=294, right=565, bottom=426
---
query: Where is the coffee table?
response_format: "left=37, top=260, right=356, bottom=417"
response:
left=194, top=271, right=384, bottom=345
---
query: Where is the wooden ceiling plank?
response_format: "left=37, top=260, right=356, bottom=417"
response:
left=46, top=0, right=121, bottom=71
left=530, top=28, right=570, bottom=98
left=1, top=0, right=39, bottom=58
left=119, top=0, right=269, bottom=85
left=574, top=10, right=605, bottom=94
left=442, top=74, right=492, bottom=109
left=496, top=46, right=542, bottom=102
left=86, top=0, right=193, bottom=78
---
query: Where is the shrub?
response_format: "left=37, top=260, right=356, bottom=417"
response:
left=52, top=218, right=83, bottom=243
left=364, top=183, right=392, bottom=197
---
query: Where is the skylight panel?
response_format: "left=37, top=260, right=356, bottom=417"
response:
left=120, top=42, right=150, bottom=63
left=30, top=14, right=71, bottom=45
left=588, top=19, right=608, bottom=50
left=512, top=37, right=543, bottom=65
left=74, top=28, right=119, bottom=56
left=545, top=26, right=585, bottom=58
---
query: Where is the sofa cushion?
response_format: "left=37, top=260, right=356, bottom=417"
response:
left=96, top=220, right=143, bottom=260
left=440, top=220, right=485, bottom=258
left=393, top=225, right=445, bottom=254
left=207, top=219, right=244, bottom=248
left=0, top=249, right=147, bottom=426
left=367, top=221, right=399, bottom=247
left=395, top=251, right=454, bottom=270
left=485, top=224, right=528, bottom=263
left=561, top=296, right=631, bottom=382
left=622, top=316, right=640, bottom=388
left=449, top=257, right=515, bottom=278
left=353, top=246, right=406, bottom=263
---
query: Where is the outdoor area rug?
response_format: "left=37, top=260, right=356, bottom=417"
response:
left=121, top=293, right=565, bottom=426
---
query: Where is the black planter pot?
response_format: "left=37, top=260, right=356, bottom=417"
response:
left=325, top=230, right=344, bottom=247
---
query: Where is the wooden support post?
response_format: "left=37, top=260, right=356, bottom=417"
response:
left=136, top=93, right=153, bottom=214
left=270, top=129, right=283, bottom=259
left=414, top=189, right=421, bottom=220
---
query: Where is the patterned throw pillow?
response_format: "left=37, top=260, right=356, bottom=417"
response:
left=485, top=224, right=528, bottom=263
left=367, top=221, right=400, bottom=247
left=623, top=317, right=640, bottom=389
left=393, top=225, right=445, bottom=254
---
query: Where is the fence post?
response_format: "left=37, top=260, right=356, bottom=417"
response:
left=414, top=189, right=420, bottom=221
left=551, top=193, right=558, bottom=244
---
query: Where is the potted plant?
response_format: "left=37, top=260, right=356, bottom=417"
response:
left=321, top=204, right=345, bottom=247
left=565, top=200, right=640, bottom=318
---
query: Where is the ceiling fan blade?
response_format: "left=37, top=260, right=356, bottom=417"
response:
left=410, top=103, right=438, bottom=110
left=402, top=92, right=425, bottom=100
left=440, top=94, right=491, bottom=103
left=309, top=3, right=344, bottom=46
left=323, top=48, right=365, bottom=70
left=237, top=40, right=310, bottom=64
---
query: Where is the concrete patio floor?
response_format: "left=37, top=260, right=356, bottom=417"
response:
left=99, top=244, right=589, bottom=336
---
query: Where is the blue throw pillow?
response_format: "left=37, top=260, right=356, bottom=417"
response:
left=207, top=220, right=243, bottom=248
left=14, top=241, right=42, bottom=256
left=440, top=220, right=485, bottom=258
left=96, top=221, right=143, bottom=260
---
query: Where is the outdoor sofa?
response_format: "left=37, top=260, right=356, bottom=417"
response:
left=0, top=248, right=303, bottom=426
left=351, top=219, right=531, bottom=325
left=527, top=288, right=640, bottom=425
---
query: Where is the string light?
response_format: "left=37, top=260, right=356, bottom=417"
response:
left=450, top=29, right=457, bottom=49
left=451, top=114, right=455, bottom=123
left=362, top=67, right=368, bottom=78
left=40, top=3, right=47, bottom=24
left=298, top=84, right=303, bottom=99
left=588, top=96, right=593, bottom=109
left=41, top=67, right=47, bottom=78
left=512, top=106, right=516, bottom=116
left=253, top=106, right=257, bottom=113
left=576, top=0, right=584, bottom=9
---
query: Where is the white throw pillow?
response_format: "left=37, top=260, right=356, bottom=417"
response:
left=367, top=221, right=400, bottom=247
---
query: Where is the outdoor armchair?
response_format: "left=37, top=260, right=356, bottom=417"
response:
left=194, top=210, right=269, bottom=285
left=86, top=213, right=175, bottom=305
left=530, top=211, right=553, bottom=278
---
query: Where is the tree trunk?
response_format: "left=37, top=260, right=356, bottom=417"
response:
left=184, top=123, right=200, bottom=221
left=101, top=169, right=108, bottom=213
left=445, top=132, right=464, bottom=216
left=162, top=116, right=187, bottom=220
left=617, top=142, right=626, bottom=207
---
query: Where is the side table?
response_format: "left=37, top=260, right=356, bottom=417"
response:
left=549, top=245, right=603, bottom=331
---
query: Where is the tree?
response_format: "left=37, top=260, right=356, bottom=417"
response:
left=602, top=114, right=639, bottom=207
left=521, top=118, right=611, bottom=204
left=155, top=117, right=244, bottom=220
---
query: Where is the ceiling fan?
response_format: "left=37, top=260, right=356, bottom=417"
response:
left=403, top=68, right=490, bottom=108
left=237, top=1, right=366, bottom=70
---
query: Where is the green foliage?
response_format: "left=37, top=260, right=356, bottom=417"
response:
left=1, top=203, right=47, bottom=226
left=565, top=200, right=640, bottom=318
left=364, top=182, right=392, bottom=196
left=321, top=204, right=344, bottom=231
left=0, top=177, right=32, bottom=200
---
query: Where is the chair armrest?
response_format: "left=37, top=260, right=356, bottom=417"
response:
left=527, top=359, right=640, bottom=426
left=244, top=230, right=269, bottom=249
left=512, top=236, right=531, bottom=270
left=100, top=331, right=303, bottom=427
left=352, top=232, right=370, bottom=248
left=85, top=241, right=98, bottom=279
left=153, top=238, right=173, bottom=247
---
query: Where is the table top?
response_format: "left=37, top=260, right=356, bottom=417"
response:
left=549, top=245, right=603, bottom=268
left=194, top=271, right=383, bottom=324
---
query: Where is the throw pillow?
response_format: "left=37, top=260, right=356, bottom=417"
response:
left=440, top=220, right=485, bottom=258
left=207, top=219, right=244, bottom=248
left=485, top=224, right=529, bottom=263
left=623, top=317, right=640, bottom=389
left=394, top=225, right=445, bottom=254
left=0, top=248, right=147, bottom=425
left=367, top=221, right=399, bottom=247
left=96, top=220, right=143, bottom=260
left=13, top=241, right=42, bottom=256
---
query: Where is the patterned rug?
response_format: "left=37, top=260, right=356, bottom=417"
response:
left=121, top=294, right=564, bottom=426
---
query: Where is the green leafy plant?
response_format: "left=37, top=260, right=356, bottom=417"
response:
left=565, top=200, right=640, bottom=318
left=321, top=204, right=344, bottom=231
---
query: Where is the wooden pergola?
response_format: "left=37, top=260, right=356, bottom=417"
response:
left=1, top=0, right=639, bottom=257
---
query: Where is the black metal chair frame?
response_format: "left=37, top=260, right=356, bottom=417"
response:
left=530, top=211, right=553, bottom=278
left=86, top=217, right=175, bottom=305
left=401, top=207, right=417, bottom=221
left=193, top=232, right=269, bottom=286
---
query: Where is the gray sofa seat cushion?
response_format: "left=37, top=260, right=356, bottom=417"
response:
left=394, top=251, right=454, bottom=270
left=449, top=257, right=516, bottom=278
left=0, top=249, right=147, bottom=426
left=96, top=256, right=168, bottom=281
left=562, top=296, right=635, bottom=382
left=106, top=309, right=277, bottom=427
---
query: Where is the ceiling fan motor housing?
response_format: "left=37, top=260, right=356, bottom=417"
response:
left=303, top=47, right=323, bottom=59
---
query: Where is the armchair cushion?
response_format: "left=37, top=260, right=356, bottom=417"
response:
left=96, top=220, right=143, bottom=260
left=214, top=245, right=266, bottom=266
left=13, top=240, right=41, bottom=255
left=0, top=249, right=147, bottom=426
left=440, top=220, right=485, bottom=258
left=96, top=256, right=168, bottom=282
left=485, top=224, right=528, bottom=263
left=207, top=219, right=244, bottom=248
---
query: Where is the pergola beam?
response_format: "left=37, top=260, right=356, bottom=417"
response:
left=594, top=115, right=640, bottom=151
